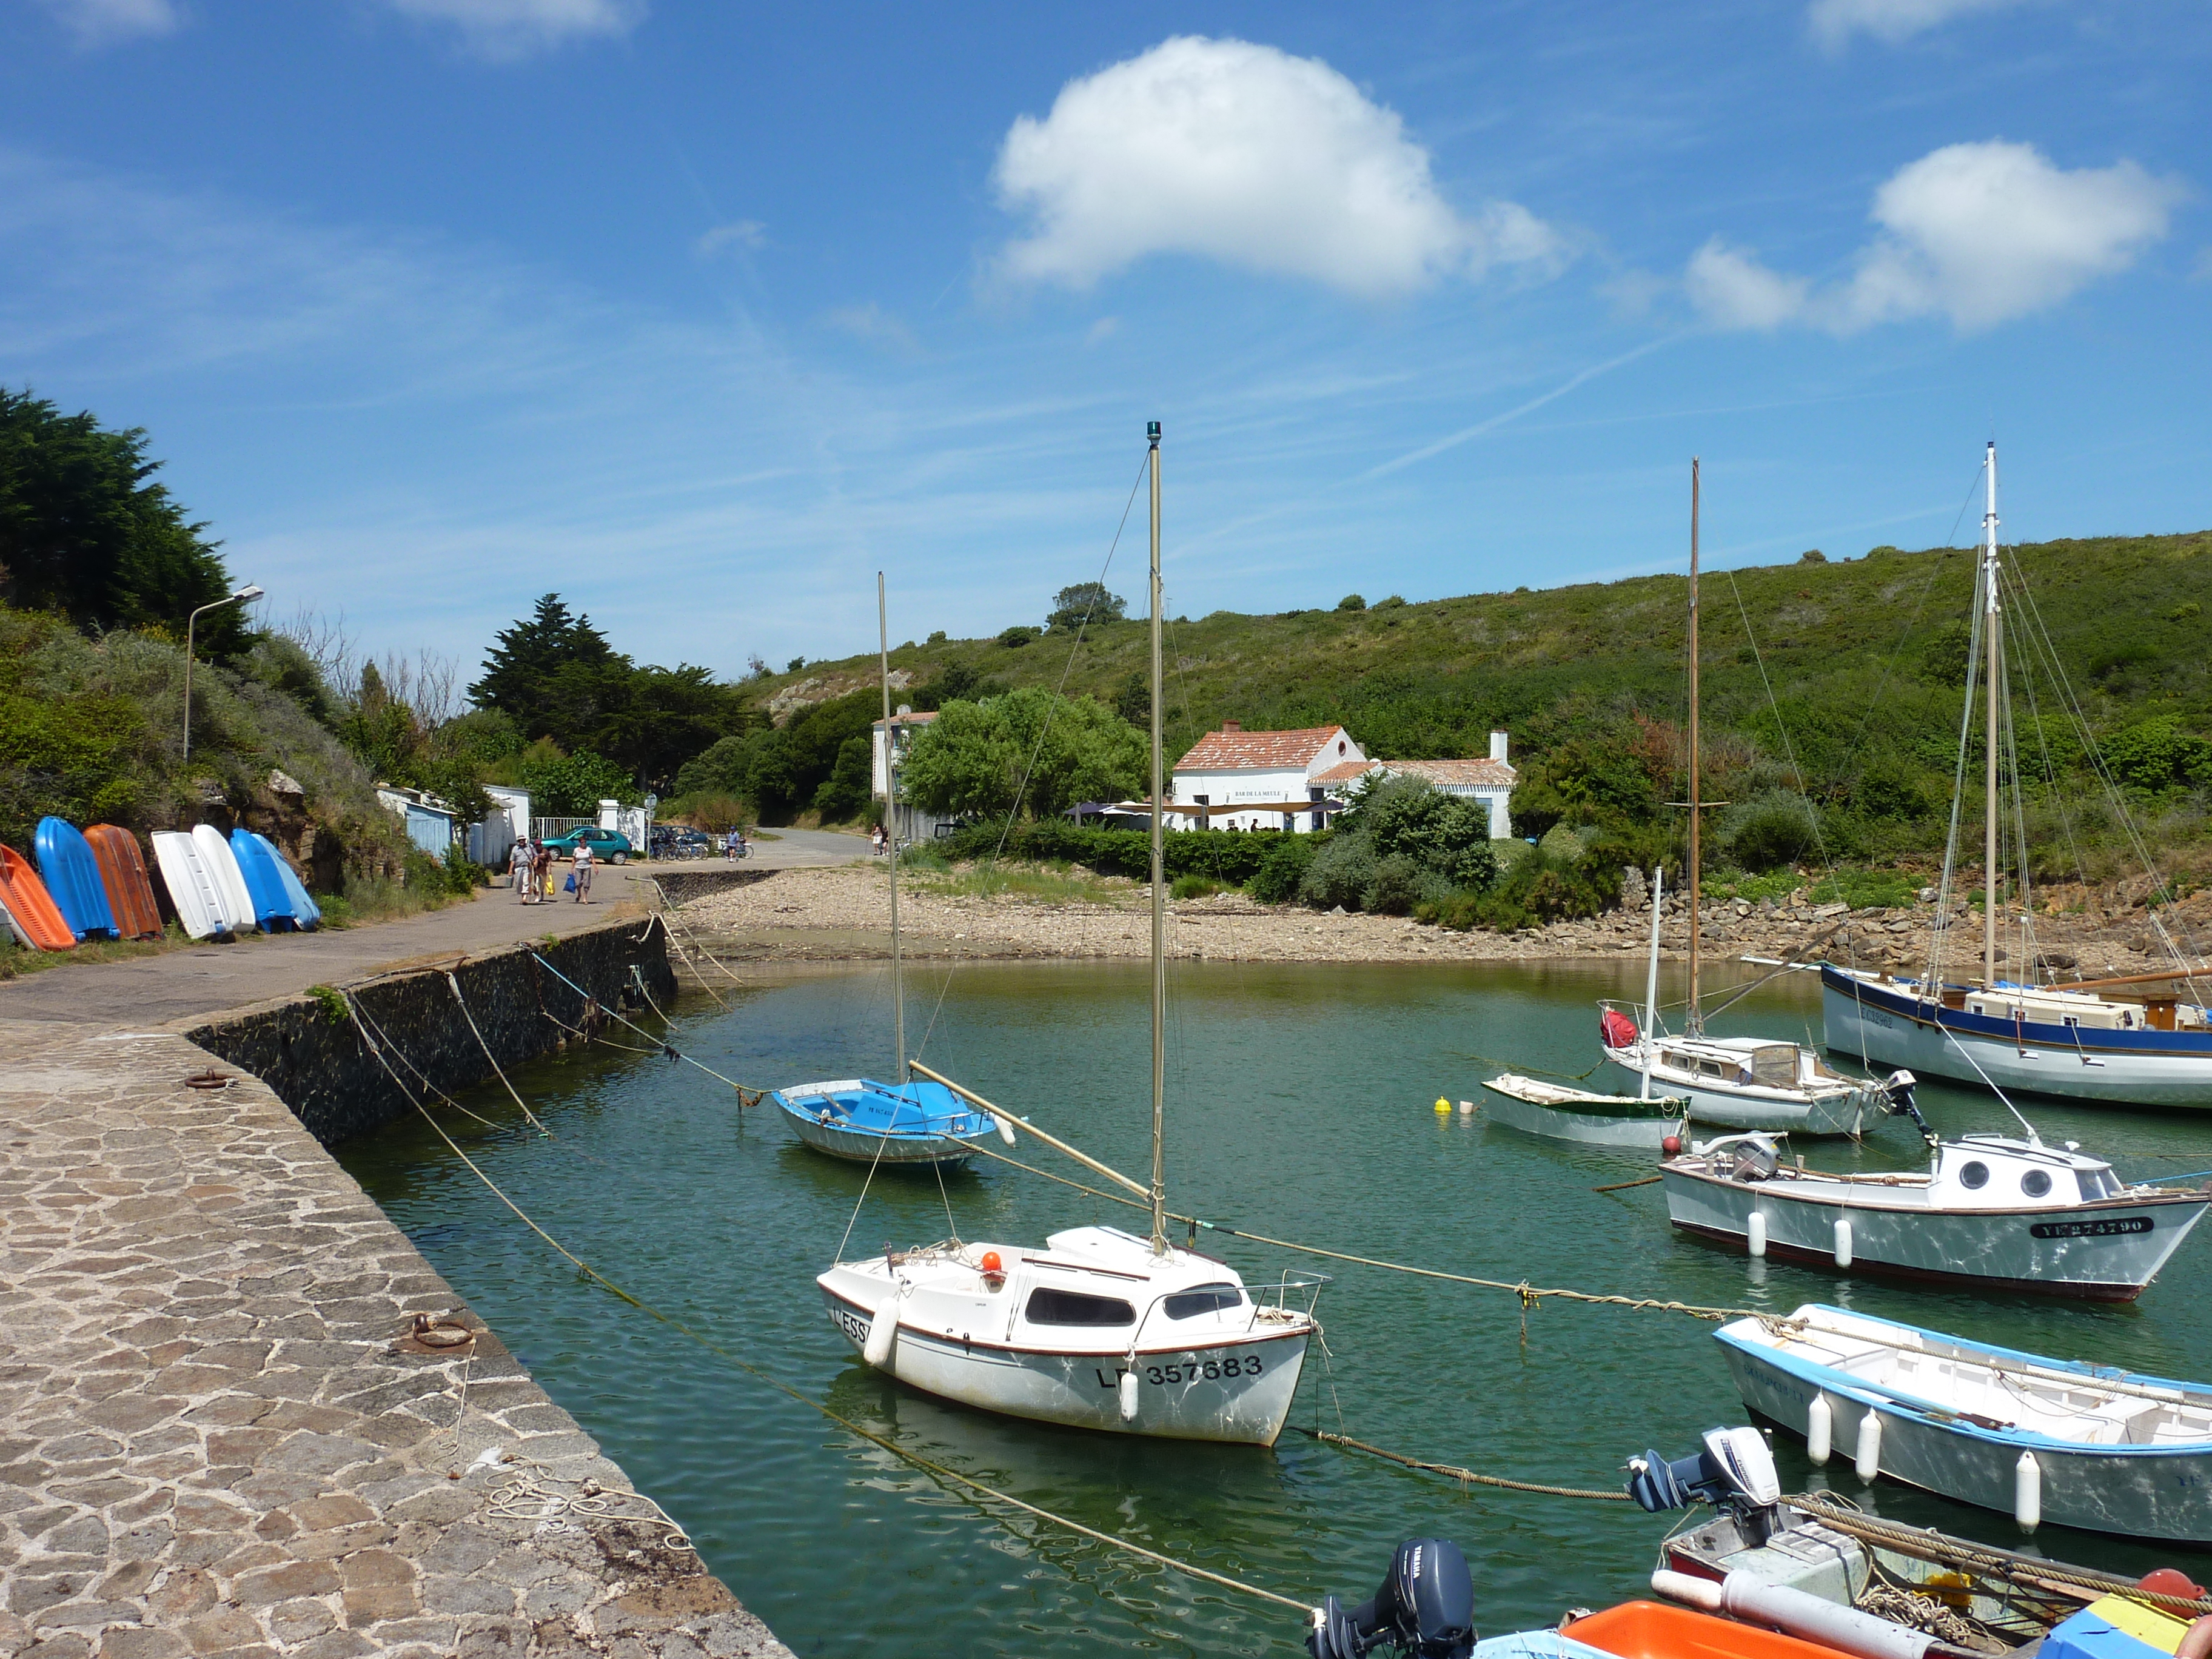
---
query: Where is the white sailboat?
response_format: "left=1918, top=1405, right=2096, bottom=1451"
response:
left=816, top=422, right=1322, bottom=1445
left=1823, top=444, right=2212, bottom=1107
left=1600, top=460, right=1875, bottom=1137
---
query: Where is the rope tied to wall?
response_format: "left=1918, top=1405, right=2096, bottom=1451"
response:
left=1292, top=1427, right=1631, bottom=1503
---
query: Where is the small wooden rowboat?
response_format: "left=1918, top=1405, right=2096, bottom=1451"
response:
left=1480, top=1074, right=1693, bottom=1150
left=1716, top=1302, right=2212, bottom=1541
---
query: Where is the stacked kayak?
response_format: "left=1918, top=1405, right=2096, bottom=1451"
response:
left=35, top=817, right=119, bottom=942
left=84, top=824, right=165, bottom=939
left=4, top=820, right=324, bottom=952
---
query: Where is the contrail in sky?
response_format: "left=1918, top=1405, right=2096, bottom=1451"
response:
left=1361, top=331, right=1686, bottom=480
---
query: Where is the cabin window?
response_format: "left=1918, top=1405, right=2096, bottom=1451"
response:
left=2020, top=1169, right=2053, bottom=1199
left=2078, top=1168, right=2122, bottom=1201
left=1957, top=1161, right=1989, bottom=1190
left=1024, top=1287, right=1135, bottom=1327
left=1164, top=1283, right=1244, bottom=1320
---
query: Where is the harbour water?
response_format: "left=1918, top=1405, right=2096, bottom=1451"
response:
left=338, top=959, right=2212, bottom=1656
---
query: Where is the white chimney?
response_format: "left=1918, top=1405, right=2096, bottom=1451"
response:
left=1489, top=729, right=1510, bottom=765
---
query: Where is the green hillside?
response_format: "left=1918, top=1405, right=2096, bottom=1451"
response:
left=738, top=530, right=2212, bottom=882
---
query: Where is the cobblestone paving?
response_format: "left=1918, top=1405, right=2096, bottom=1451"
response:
left=0, top=1019, right=791, bottom=1659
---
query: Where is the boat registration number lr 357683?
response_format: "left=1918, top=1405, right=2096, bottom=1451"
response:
left=2028, top=1215, right=2153, bottom=1240
left=1096, top=1356, right=1264, bottom=1390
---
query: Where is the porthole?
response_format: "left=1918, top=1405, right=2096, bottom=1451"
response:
left=2021, top=1168, right=2053, bottom=1199
left=1959, top=1161, right=1989, bottom=1190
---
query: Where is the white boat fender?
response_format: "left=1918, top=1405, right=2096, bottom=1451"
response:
left=992, top=1114, right=1016, bottom=1146
left=1854, top=1411, right=1882, bottom=1482
left=1118, top=1367, right=1141, bottom=1423
left=863, top=1293, right=901, bottom=1369
left=1651, top=1570, right=1934, bottom=1659
left=1748, top=1211, right=1768, bottom=1259
left=1806, top=1393, right=1832, bottom=1467
left=2014, top=1450, right=2040, bottom=1533
left=1834, top=1219, right=1853, bottom=1269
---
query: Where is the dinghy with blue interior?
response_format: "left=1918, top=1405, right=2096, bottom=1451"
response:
left=1484, top=864, right=1694, bottom=1148
left=1823, top=446, right=2212, bottom=1110
left=818, top=429, right=1321, bottom=1446
left=1715, top=1302, right=2212, bottom=1542
left=1631, top=1422, right=2212, bottom=1652
left=770, top=572, right=997, bottom=1167
left=1660, top=1078, right=2208, bottom=1299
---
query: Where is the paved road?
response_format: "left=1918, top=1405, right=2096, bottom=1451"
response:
left=0, top=829, right=869, bottom=1030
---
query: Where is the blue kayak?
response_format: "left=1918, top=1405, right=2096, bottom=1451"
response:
left=229, top=829, right=303, bottom=933
left=269, top=845, right=321, bottom=928
left=34, top=817, right=119, bottom=941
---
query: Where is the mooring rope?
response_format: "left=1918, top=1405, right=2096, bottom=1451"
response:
left=446, top=971, right=552, bottom=1136
left=343, top=993, right=509, bottom=1134
left=346, top=1000, right=1313, bottom=1620
left=529, top=951, right=755, bottom=1101
left=1290, top=1427, right=1630, bottom=1502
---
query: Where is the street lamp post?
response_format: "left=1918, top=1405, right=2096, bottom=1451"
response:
left=181, top=584, right=264, bottom=762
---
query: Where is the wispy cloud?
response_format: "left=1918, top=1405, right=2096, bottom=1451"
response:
left=379, top=0, right=646, bottom=59
left=992, top=35, right=1563, bottom=298
left=822, top=302, right=920, bottom=357
left=1807, top=0, right=2028, bottom=50
left=694, top=220, right=766, bottom=258
left=1687, top=141, right=2187, bottom=333
left=35, top=0, right=181, bottom=48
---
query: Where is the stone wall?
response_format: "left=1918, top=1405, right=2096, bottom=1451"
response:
left=189, top=918, right=677, bottom=1144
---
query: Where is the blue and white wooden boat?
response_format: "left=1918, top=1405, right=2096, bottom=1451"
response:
left=772, top=1076, right=994, bottom=1166
left=1716, top=1302, right=2212, bottom=1541
left=1824, top=965, right=2212, bottom=1109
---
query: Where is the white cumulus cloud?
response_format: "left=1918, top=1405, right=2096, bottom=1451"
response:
left=381, top=0, right=643, bottom=58
left=1808, top=0, right=2026, bottom=49
left=37, top=0, right=181, bottom=47
left=1687, top=141, right=2185, bottom=334
left=991, top=35, right=1561, bottom=298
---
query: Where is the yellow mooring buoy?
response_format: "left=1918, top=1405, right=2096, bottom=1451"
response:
left=1433, top=1097, right=1452, bottom=1114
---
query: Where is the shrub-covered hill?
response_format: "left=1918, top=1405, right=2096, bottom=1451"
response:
left=743, top=529, right=2212, bottom=878
left=1, top=605, right=415, bottom=891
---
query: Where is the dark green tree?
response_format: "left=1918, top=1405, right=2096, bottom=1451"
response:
left=0, top=387, right=247, bottom=654
left=468, top=594, right=625, bottom=745
left=1048, top=581, right=1125, bottom=631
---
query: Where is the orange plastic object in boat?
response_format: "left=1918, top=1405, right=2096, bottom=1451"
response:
left=0, top=845, right=78, bottom=951
left=1566, top=1601, right=1850, bottom=1659
left=84, top=825, right=165, bottom=940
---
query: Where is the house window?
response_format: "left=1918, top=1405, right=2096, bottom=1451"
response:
left=1024, top=1288, right=1136, bottom=1327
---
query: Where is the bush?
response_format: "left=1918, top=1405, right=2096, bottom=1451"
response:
left=1336, top=594, right=1366, bottom=612
left=1721, top=791, right=1822, bottom=873
left=997, top=626, right=1038, bottom=649
left=1299, top=835, right=1376, bottom=910
left=933, top=819, right=1287, bottom=885
left=440, top=842, right=484, bottom=895
left=1367, top=853, right=1421, bottom=914
left=1170, top=873, right=1224, bottom=900
left=1245, top=834, right=1316, bottom=903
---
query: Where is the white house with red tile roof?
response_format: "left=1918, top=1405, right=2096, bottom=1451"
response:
left=1169, top=722, right=1366, bottom=832
left=1312, top=731, right=1520, bottom=839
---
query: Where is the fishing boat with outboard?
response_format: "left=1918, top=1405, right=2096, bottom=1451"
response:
left=1823, top=446, right=2212, bottom=1108
left=1715, top=1302, right=2212, bottom=1541
left=817, top=423, right=1322, bottom=1444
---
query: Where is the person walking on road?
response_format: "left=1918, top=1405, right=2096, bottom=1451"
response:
left=725, top=828, right=740, bottom=862
left=532, top=839, right=553, bottom=905
left=510, top=837, right=532, bottom=901
left=572, top=837, right=594, bottom=903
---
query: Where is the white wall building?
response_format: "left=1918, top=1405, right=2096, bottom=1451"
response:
left=1312, top=731, right=1519, bottom=839
left=1169, top=723, right=1366, bottom=832
left=872, top=707, right=962, bottom=842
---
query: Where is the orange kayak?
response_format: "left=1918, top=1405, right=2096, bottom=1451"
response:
left=0, top=845, right=78, bottom=951
left=84, top=825, right=166, bottom=940
left=1565, top=1601, right=1849, bottom=1659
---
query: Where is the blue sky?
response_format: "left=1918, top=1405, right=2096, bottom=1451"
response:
left=4, top=0, right=2206, bottom=680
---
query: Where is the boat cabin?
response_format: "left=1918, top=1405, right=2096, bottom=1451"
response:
left=1655, top=1037, right=1848, bottom=1093
left=1928, top=1135, right=2127, bottom=1210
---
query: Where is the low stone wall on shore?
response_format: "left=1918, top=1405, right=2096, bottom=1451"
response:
left=188, top=918, right=677, bottom=1144
left=631, top=869, right=774, bottom=908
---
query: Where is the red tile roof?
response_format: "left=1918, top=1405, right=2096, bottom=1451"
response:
left=870, top=711, right=939, bottom=728
left=1175, top=726, right=1351, bottom=772
left=1386, top=757, right=1517, bottom=788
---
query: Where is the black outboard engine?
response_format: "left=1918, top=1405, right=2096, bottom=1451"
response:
left=1309, top=1538, right=1475, bottom=1659
left=1879, top=1068, right=1936, bottom=1149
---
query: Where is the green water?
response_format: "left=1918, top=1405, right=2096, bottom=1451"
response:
left=337, top=960, right=2212, bottom=1657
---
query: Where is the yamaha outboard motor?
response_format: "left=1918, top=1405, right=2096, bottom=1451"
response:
left=1879, top=1068, right=1936, bottom=1149
left=1310, top=1538, right=1475, bottom=1659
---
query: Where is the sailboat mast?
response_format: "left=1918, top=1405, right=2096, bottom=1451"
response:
left=1687, top=458, right=1702, bottom=1036
left=1147, top=421, right=1167, bottom=1256
left=1983, top=442, right=2000, bottom=990
left=879, top=571, right=905, bottom=1080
